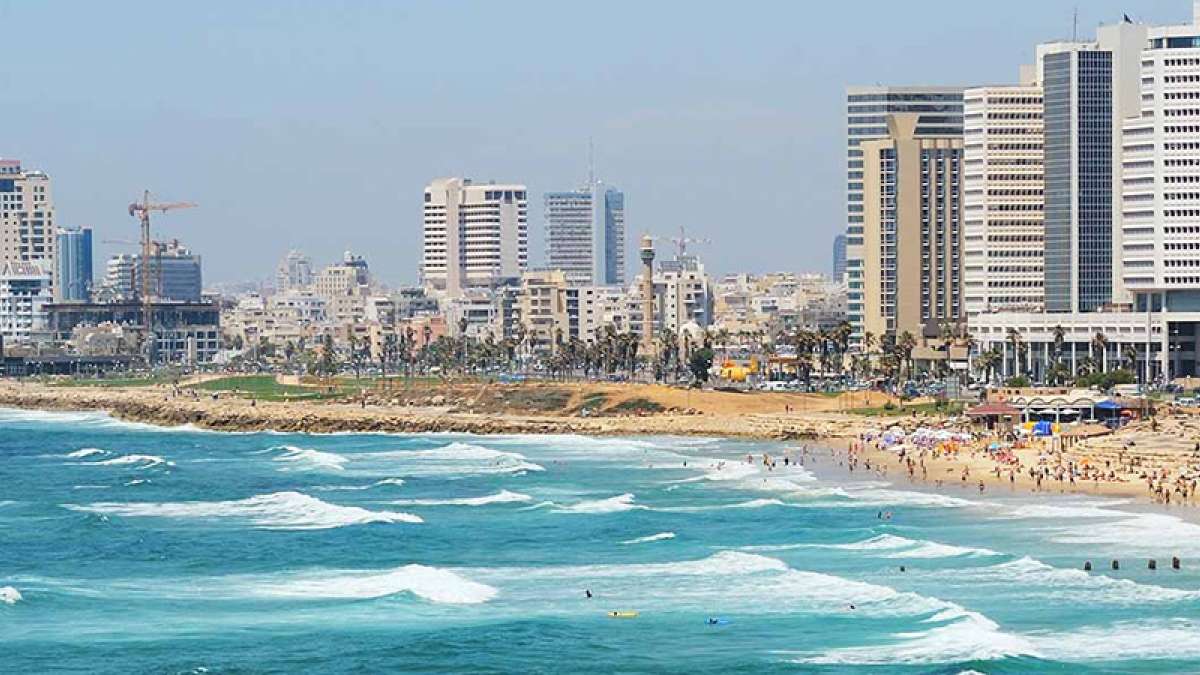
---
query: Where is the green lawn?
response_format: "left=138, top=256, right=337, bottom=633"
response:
left=49, top=375, right=176, bottom=388
left=847, top=401, right=964, bottom=417
left=190, top=375, right=347, bottom=401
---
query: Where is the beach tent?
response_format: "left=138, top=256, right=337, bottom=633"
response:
left=1033, top=420, right=1053, bottom=436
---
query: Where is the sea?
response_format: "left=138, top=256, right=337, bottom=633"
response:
left=2, top=407, right=1199, bottom=674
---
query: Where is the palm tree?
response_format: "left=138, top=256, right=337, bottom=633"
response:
left=1006, top=327, right=1024, bottom=378
left=1092, top=332, right=1109, bottom=373
left=896, top=331, right=918, bottom=381
left=977, top=348, right=1002, bottom=384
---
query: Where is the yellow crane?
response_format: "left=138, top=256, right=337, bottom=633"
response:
left=127, top=191, right=196, bottom=343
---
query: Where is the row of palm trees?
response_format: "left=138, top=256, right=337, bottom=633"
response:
left=970, top=325, right=1139, bottom=385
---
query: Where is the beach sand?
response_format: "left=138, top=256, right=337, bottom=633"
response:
left=2, top=379, right=1197, bottom=507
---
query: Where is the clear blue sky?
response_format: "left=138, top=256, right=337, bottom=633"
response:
left=0, top=0, right=1188, bottom=285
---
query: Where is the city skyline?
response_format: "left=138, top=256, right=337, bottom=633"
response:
left=2, top=0, right=1189, bottom=286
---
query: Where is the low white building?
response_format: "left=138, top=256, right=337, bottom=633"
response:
left=0, top=261, right=52, bottom=345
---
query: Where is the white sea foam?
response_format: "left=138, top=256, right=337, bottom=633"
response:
left=388, top=490, right=532, bottom=507
left=792, top=607, right=1038, bottom=665
left=621, top=532, right=676, bottom=545
left=1004, top=502, right=1130, bottom=520
left=657, top=498, right=788, bottom=513
left=125, top=479, right=148, bottom=487
left=66, top=447, right=107, bottom=459
left=841, top=488, right=975, bottom=509
left=0, top=586, right=21, bottom=605
left=64, top=491, right=423, bottom=529
left=810, top=534, right=999, bottom=559
left=268, top=445, right=348, bottom=472
left=949, top=556, right=1200, bottom=605
left=554, top=493, right=643, bottom=514
left=1048, top=511, right=1200, bottom=555
left=316, top=478, right=407, bottom=491
left=91, top=454, right=173, bottom=468
left=1027, top=619, right=1200, bottom=662
left=670, top=462, right=760, bottom=483
left=364, top=443, right=545, bottom=476
left=249, top=564, right=496, bottom=604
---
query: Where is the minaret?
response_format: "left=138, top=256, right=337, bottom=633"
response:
left=639, top=235, right=656, bottom=363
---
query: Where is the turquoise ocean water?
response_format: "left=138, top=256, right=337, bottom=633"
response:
left=2, top=407, right=1200, bottom=673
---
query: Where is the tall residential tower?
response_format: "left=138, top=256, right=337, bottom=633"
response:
left=0, top=159, right=56, bottom=295
left=860, top=114, right=964, bottom=340
left=845, top=87, right=964, bottom=346
left=545, top=182, right=625, bottom=286
left=422, top=178, right=528, bottom=296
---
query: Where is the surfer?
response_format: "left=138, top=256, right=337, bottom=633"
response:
left=586, top=589, right=592, bottom=599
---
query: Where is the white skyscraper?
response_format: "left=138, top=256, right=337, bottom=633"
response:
left=0, top=159, right=56, bottom=295
left=963, top=84, right=1045, bottom=318
left=422, top=178, right=528, bottom=295
left=545, top=182, right=625, bottom=286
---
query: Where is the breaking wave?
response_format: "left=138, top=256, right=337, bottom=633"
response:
left=66, top=448, right=107, bottom=459
left=388, top=490, right=532, bottom=507
left=621, top=532, right=676, bottom=545
left=267, top=445, right=348, bottom=472
left=63, top=491, right=422, bottom=530
left=92, top=454, right=173, bottom=468
left=247, top=564, right=496, bottom=604
left=0, top=586, right=21, bottom=605
left=364, top=443, right=545, bottom=476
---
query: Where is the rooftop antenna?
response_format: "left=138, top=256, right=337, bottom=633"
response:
left=587, top=136, right=595, bottom=186
left=1072, top=6, right=1078, bottom=41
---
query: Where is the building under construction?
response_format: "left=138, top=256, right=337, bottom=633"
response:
left=44, top=300, right=220, bottom=364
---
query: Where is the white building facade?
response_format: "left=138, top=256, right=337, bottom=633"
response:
left=0, top=261, right=52, bottom=345
left=422, top=178, right=528, bottom=295
left=963, top=85, right=1045, bottom=318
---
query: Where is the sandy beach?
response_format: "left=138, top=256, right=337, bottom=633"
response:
left=3, top=379, right=1198, bottom=507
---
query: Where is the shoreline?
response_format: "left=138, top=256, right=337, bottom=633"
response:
left=1, top=380, right=1194, bottom=509
left=0, top=381, right=859, bottom=441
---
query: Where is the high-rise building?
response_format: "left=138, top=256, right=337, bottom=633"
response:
left=845, top=87, right=964, bottom=346
left=276, top=250, right=313, bottom=292
left=1121, top=22, right=1200, bottom=303
left=545, top=183, right=625, bottom=286
left=832, top=234, right=847, bottom=281
left=55, top=226, right=93, bottom=302
left=0, top=159, right=56, bottom=296
left=422, top=178, right=528, bottom=295
left=859, top=113, right=963, bottom=340
left=136, top=240, right=202, bottom=302
left=1040, top=23, right=1147, bottom=313
left=963, top=84, right=1045, bottom=318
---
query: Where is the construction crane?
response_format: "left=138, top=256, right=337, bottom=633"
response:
left=650, top=226, right=712, bottom=259
left=127, top=191, right=196, bottom=347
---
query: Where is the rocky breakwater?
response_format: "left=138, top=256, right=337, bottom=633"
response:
left=0, top=382, right=875, bottom=440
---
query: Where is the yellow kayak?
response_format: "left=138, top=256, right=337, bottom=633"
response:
left=608, top=611, right=639, bottom=619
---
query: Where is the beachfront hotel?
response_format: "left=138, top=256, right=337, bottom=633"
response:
left=858, top=113, right=965, bottom=341
left=421, top=177, right=529, bottom=297
left=967, top=7, right=1200, bottom=382
left=962, top=83, right=1045, bottom=319
left=844, top=86, right=965, bottom=347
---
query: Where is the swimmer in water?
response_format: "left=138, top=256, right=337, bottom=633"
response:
left=585, top=589, right=592, bottom=599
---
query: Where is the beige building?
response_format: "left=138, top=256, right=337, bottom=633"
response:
left=860, top=114, right=964, bottom=340
left=0, top=160, right=56, bottom=297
